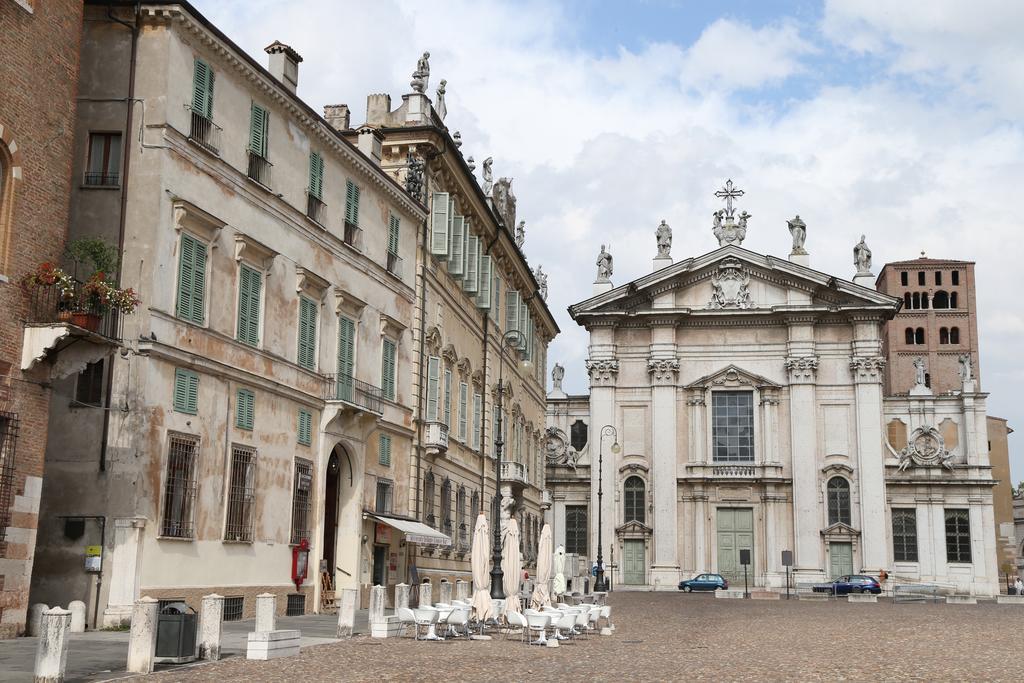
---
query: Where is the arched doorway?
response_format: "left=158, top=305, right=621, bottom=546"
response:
left=322, top=445, right=353, bottom=577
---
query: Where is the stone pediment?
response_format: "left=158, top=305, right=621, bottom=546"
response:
left=615, top=520, right=653, bottom=537
left=569, top=244, right=899, bottom=323
left=821, top=522, right=860, bottom=539
left=685, top=364, right=780, bottom=390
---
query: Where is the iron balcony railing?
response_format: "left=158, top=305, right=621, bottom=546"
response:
left=83, top=171, right=119, bottom=186
left=322, top=373, right=383, bottom=414
left=25, top=280, right=122, bottom=340
left=187, top=107, right=222, bottom=155
left=247, top=150, right=273, bottom=187
left=306, top=193, right=326, bottom=226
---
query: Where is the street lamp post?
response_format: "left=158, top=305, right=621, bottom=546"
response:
left=489, top=329, right=523, bottom=600
left=595, top=424, right=619, bottom=592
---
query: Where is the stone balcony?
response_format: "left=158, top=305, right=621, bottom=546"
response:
left=500, top=460, right=528, bottom=491
left=684, top=462, right=787, bottom=481
left=424, top=421, right=449, bottom=455
left=541, top=489, right=552, bottom=508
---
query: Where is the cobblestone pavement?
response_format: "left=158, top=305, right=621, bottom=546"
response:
left=144, top=593, right=1019, bottom=682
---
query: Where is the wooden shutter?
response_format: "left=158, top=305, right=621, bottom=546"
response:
left=236, top=388, right=254, bottom=430
left=237, top=265, right=261, bottom=346
left=192, top=58, right=214, bottom=118
left=449, top=216, right=464, bottom=276
left=379, top=434, right=392, bottom=466
left=249, top=103, right=268, bottom=156
left=297, top=409, right=312, bottom=446
left=381, top=339, right=396, bottom=401
left=297, top=297, right=317, bottom=370
left=443, top=369, right=452, bottom=426
left=337, top=317, right=355, bottom=378
left=430, top=192, right=450, bottom=256
left=459, top=382, right=468, bottom=441
left=173, top=368, right=199, bottom=414
left=519, top=302, right=529, bottom=352
left=177, top=234, right=206, bottom=324
left=473, top=393, right=482, bottom=449
left=506, top=290, right=520, bottom=333
left=345, top=179, right=360, bottom=226
left=464, top=236, right=479, bottom=293
left=388, top=214, right=400, bottom=255
left=426, top=356, right=440, bottom=421
left=308, top=152, right=324, bottom=200
left=476, top=255, right=491, bottom=309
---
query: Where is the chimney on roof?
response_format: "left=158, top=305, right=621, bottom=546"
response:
left=356, top=126, right=383, bottom=165
left=264, top=41, right=302, bottom=93
left=324, top=104, right=351, bottom=131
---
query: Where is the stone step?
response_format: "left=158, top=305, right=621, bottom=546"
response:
left=247, top=629, right=301, bottom=661
left=847, top=593, right=877, bottom=603
left=945, top=595, right=977, bottom=605
left=996, top=595, right=1024, bottom=605
left=750, top=591, right=779, bottom=600
left=715, top=590, right=745, bottom=599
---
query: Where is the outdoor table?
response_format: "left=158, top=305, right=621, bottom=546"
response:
left=414, top=607, right=443, bottom=640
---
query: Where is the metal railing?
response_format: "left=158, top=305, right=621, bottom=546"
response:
left=322, top=373, right=383, bottom=414
left=25, top=280, right=122, bottom=340
left=306, top=193, right=326, bottom=225
left=83, top=171, right=120, bottom=186
left=247, top=150, right=273, bottom=187
left=187, top=107, right=222, bottom=154
left=712, top=465, right=757, bottom=477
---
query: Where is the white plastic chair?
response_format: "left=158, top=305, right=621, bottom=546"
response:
left=445, top=606, right=470, bottom=639
left=523, top=610, right=550, bottom=645
left=505, top=610, right=527, bottom=642
left=573, top=609, right=589, bottom=638
left=396, top=607, right=417, bottom=638
left=412, top=607, right=440, bottom=640
left=600, top=605, right=612, bottom=630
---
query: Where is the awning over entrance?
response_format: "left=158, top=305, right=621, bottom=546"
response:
left=369, top=514, right=452, bottom=547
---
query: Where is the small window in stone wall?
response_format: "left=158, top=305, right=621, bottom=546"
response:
left=286, top=593, right=306, bottom=616
left=570, top=419, right=588, bottom=452
left=223, top=596, right=244, bottom=621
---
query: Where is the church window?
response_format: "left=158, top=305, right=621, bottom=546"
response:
left=934, top=271, right=942, bottom=286
left=921, top=292, right=929, bottom=309
left=565, top=505, right=587, bottom=555
left=939, top=327, right=949, bottom=345
left=570, top=419, right=588, bottom=452
left=911, top=292, right=920, bottom=309
left=892, top=509, right=918, bottom=562
left=944, top=509, right=971, bottom=563
left=914, top=328, right=925, bottom=345
left=917, top=272, right=925, bottom=286
left=904, top=328, right=915, bottom=345
left=826, top=477, right=851, bottom=526
left=623, top=476, right=645, bottom=524
left=951, top=271, right=960, bottom=286
left=950, top=292, right=958, bottom=308
left=712, top=391, right=754, bottom=463
left=903, top=293, right=911, bottom=309
left=933, top=291, right=949, bottom=309
left=950, top=327, right=960, bottom=344
left=900, top=272, right=908, bottom=286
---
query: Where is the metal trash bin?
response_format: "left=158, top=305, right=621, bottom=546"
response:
left=155, top=602, right=197, bottom=663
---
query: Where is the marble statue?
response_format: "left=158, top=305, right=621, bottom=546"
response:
left=655, top=220, right=672, bottom=257
left=452, top=130, right=461, bottom=149
left=958, top=354, right=973, bottom=384
left=787, top=215, right=807, bottom=254
left=913, top=356, right=927, bottom=387
left=552, top=363, right=564, bottom=391
left=481, top=157, right=493, bottom=196
left=515, top=221, right=525, bottom=248
left=535, top=265, right=548, bottom=300
left=411, top=51, right=430, bottom=93
left=404, top=152, right=424, bottom=202
left=466, top=156, right=476, bottom=173
left=596, top=244, right=613, bottom=282
left=435, top=80, right=447, bottom=121
left=854, top=235, right=872, bottom=274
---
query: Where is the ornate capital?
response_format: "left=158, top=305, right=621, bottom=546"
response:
left=585, top=358, right=619, bottom=386
left=784, top=356, right=819, bottom=382
left=647, top=358, right=680, bottom=384
left=686, top=396, right=706, bottom=407
left=849, top=355, right=886, bottom=382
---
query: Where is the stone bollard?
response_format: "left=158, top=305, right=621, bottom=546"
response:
left=420, top=581, right=432, bottom=607
left=395, top=583, right=410, bottom=611
left=28, top=603, right=49, bottom=637
left=199, top=594, right=224, bottom=660
left=68, top=601, right=87, bottom=633
left=34, top=607, right=72, bottom=683
left=438, top=580, right=452, bottom=605
left=255, top=593, right=276, bottom=633
left=126, top=597, right=159, bottom=674
left=455, top=579, right=469, bottom=602
left=336, top=588, right=358, bottom=638
left=368, top=586, right=386, bottom=628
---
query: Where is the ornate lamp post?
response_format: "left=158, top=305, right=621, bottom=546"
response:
left=490, top=329, right=523, bottom=600
left=595, top=424, right=619, bottom=592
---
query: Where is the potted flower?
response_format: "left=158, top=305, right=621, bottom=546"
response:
left=20, top=262, right=76, bottom=320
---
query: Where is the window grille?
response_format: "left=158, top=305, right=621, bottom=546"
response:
left=456, top=486, right=467, bottom=547
left=423, top=471, right=435, bottom=528
left=441, top=478, right=453, bottom=535
left=290, top=459, right=313, bottom=545
left=945, top=509, right=971, bottom=563
left=223, top=596, right=244, bottom=621
left=0, top=412, right=20, bottom=551
left=624, top=476, right=646, bottom=524
left=712, top=391, right=754, bottom=462
left=286, top=593, right=306, bottom=616
left=470, top=490, right=480, bottom=522
left=375, top=479, right=393, bottom=515
left=892, top=509, right=918, bottom=562
left=565, top=505, right=587, bottom=556
left=225, top=445, right=256, bottom=542
left=826, top=477, right=851, bottom=526
left=161, top=434, right=199, bottom=538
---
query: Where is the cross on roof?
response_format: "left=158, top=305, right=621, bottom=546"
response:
left=715, top=179, right=745, bottom=217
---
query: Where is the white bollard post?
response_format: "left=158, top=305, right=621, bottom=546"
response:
left=199, top=594, right=224, bottom=660
left=68, top=601, right=87, bottom=633
left=420, top=581, right=432, bottom=607
left=255, top=593, right=276, bottom=633
left=395, top=583, right=410, bottom=611
left=336, top=588, right=358, bottom=638
left=438, top=580, right=451, bottom=605
left=28, top=603, right=49, bottom=637
left=455, top=579, right=469, bottom=602
left=126, top=597, right=159, bottom=674
left=368, top=585, right=386, bottom=627
left=34, top=607, right=72, bottom=683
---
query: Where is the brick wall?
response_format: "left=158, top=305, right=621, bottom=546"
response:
left=0, top=0, right=83, bottom=638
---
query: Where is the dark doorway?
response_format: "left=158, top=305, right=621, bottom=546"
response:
left=372, top=544, right=388, bottom=586
left=322, top=450, right=341, bottom=573
left=570, top=419, right=588, bottom=452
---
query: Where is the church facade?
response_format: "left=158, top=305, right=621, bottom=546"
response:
left=545, top=184, right=999, bottom=595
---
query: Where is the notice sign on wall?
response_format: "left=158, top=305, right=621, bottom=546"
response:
left=85, top=545, right=102, bottom=572
left=376, top=523, right=392, bottom=545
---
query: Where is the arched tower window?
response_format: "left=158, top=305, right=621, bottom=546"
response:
left=0, top=142, right=12, bottom=269
left=933, top=291, right=949, bottom=309
left=940, top=327, right=949, bottom=344
left=921, top=292, right=929, bottom=309
left=950, top=327, right=960, bottom=344
left=624, top=476, right=645, bottom=524
left=915, top=328, right=925, bottom=345
left=912, top=292, right=920, bottom=309
left=827, top=477, right=851, bottom=526
left=903, top=293, right=912, bottom=309
left=950, top=292, right=958, bottom=308
left=905, top=328, right=915, bottom=345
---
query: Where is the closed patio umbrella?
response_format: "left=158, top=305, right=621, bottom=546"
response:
left=470, top=513, right=494, bottom=622
left=552, top=545, right=567, bottom=597
left=501, top=517, right=522, bottom=616
left=530, top=523, right=553, bottom=609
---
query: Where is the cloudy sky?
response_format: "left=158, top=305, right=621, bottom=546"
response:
left=194, top=0, right=1024, bottom=480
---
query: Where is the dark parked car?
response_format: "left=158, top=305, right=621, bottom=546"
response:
left=813, top=575, right=881, bottom=595
left=678, top=573, right=729, bottom=592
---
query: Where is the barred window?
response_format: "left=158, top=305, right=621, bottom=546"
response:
left=827, top=477, right=851, bottom=526
left=892, top=508, right=918, bottom=562
left=223, top=596, right=244, bottom=621
left=0, top=412, right=20, bottom=551
left=225, top=445, right=256, bottom=542
left=441, top=478, right=453, bottom=535
left=290, top=458, right=312, bottom=545
left=456, top=485, right=467, bottom=543
left=470, top=490, right=480, bottom=523
left=712, top=391, right=754, bottom=462
left=424, top=471, right=435, bottom=528
left=375, top=478, right=393, bottom=515
left=624, top=476, right=645, bottom=524
left=161, top=433, right=199, bottom=538
left=945, top=509, right=972, bottom=563
left=565, top=505, right=587, bottom=556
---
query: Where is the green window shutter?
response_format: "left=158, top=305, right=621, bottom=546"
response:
left=426, top=356, right=440, bottom=421
left=173, top=368, right=199, bottom=414
left=388, top=214, right=400, bottom=255
left=379, top=434, right=392, bottom=466
left=381, top=339, right=396, bottom=401
left=297, top=296, right=318, bottom=370
left=249, top=103, right=268, bottom=157
left=449, top=216, right=464, bottom=277
left=493, top=276, right=502, bottom=321
left=506, top=290, right=520, bottom=333
left=472, top=393, right=482, bottom=449
left=192, top=58, right=214, bottom=118
left=236, top=388, right=254, bottom=430
left=345, top=179, right=360, bottom=226
left=476, top=255, right=491, bottom=309
left=443, top=368, right=452, bottom=426
left=237, top=265, right=262, bottom=346
left=430, top=192, right=450, bottom=257
left=308, top=152, right=324, bottom=200
left=519, top=302, right=529, bottom=352
left=464, top=236, right=479, bottom=293
left=177, top=234, right=207, bottom=324
left=297, top=409, right=312, bottom=446
left=458, top=382, right=468, bottom=441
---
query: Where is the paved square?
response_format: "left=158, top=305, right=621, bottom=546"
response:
left=144, top=592, right=1018, bottom=682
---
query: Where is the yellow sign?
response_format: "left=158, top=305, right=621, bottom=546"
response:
left=85, top=545, right=102, bottom=557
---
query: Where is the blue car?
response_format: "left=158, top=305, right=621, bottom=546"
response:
left=678, top=573, right=729, bottom=592
left=813, top=574, right=882, bottom=595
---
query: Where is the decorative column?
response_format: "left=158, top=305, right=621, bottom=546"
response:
left=785, top=340, right=821, bottom=576
left=648, top=355, right=681, bottom=587
left=585, top=353, right=618, bottom=567
left=693, top=491, right=708, bottom=574
left=760, top=392, right=780, bottom=465
left=849, top=354, right=889, bottom=573
left=687, top=393, right=706, bottom=465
